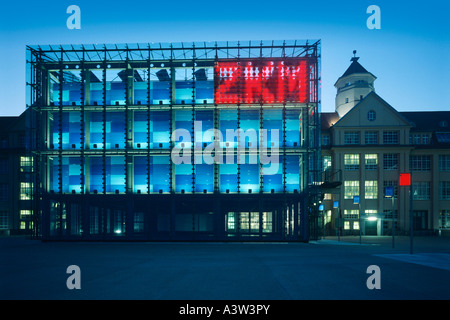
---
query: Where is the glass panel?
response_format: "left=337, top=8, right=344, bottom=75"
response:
left=150, top=155, right=170, bottom=193
left=175, top=163, right=192, bottom=193
left=195, top=163, right=214, bottom=193
left=105, top=69, right=126, bottom=105
left=194, top=67, right=214, bottom=104
left=106, top=112, right=125, bottom=149
left=285, top=109, right=300, bottom=147
left=220, top=156, right=238, bottom=193
left=105, top=156, right=125, bottom=193
left=150, top=67, right=171, bottom=105
left=239, top=110, right=259, bottom=149
left=175, top=67, right=193, bottom=104
left=89, top=157, right=104, bottom=193
left=134, top=156, right=148, bottom=193
left=239, top=155, right=259, bottom=193
left=285, top=155, right=300, bottom=192
left=150, top=111, right=170, bottom=149
left=262, top=109, right=282, bottom=149
left=220, top=109, right=238, bottom=149
left=62, top=157, right=82, bottom=193
left=134, top=111, right=148, bottom=148
left=90, top=112, right=103, bottom=149
left=133, top=69, right=149, bottom=105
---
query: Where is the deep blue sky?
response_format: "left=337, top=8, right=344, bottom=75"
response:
left=0, top=0, right=448, bottom=116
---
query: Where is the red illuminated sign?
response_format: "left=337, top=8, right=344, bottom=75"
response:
left=215, top=59, right=310, bottom=104
left=399, top=173, right=411, bottom=186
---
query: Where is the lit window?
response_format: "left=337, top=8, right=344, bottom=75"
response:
left=344, top=210, right=359, bottom=219
left=20, top=182, right=32, bottom=200
left=365, top=154, right=378, bottom=170
left=344, top=181, right=359, bottom=199
left=344, top=154, right=359, bottom=171
left=440, top=210, right=450, bottom=229
left=365, top=181, right=378, bottom=199
left=20, top=157, right=34, bottom=173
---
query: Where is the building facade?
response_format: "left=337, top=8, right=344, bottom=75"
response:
left=26, top=40, right=322, bottom=241
left=321, top=55, right=450, bottom=236
left=0, top=113, right=34, bottom=235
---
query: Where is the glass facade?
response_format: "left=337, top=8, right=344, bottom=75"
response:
left=26, top=40, right=321, bottom=241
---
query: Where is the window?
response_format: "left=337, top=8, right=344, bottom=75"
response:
left=344, top=132, right=360, bottom=145
left=439, top=155, right=450, bottom=171
left=20, top=157, right=34, bottom=173
left=322, top=134, right=330, bottom=146
left=20, top=182, right=32, bottom=200
left=413, top=134, right=421, bottom=145
left=383, top=131, right=399, bottom=144
left=344, top=181, right=359, bottom=199
left=367, top=110, right=376, bottom=121
left=365, top=181, right=378, bottom=199
left=412, top=182, right=430, bottom=200
left=323, top=155, right=332, bottom=171
left=422, top=135, right=430, bottom=145
left=0, top=159, right=7, bottom=174
left=439, top=181, right=450, bottom=200
left=0, top=211, right=8, bottom=229
left=344, top=210, right=359, bottom=219
left=413, top=210, right=428, bottom=231
left=365, top=154, right=378, bottom=170
left=440, top=210, right=450, bottom=229
left=383, top=181, right=398, bottom=199
left=365, top=131, right=378, bottom=144
left=344, top=154, right=359, bottom=171
left=383, top=154, right=399, bottom=170
left=0, top=184, right=8, bottom=201
left=410, top=155, right=431, bottom=171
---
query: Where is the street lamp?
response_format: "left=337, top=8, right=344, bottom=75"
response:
left=400, top=173, right=413, bottom=254
left=385, top=186, right=395, bottom=248
left=333, top=201, right=340, bottom=241
left=353, top=195, right=361, bottom=244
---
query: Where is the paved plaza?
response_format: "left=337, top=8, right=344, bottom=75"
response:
left=1, top=236, right=449, bottom=300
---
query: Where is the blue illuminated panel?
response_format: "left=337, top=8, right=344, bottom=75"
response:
left=220, top=110, right=238, bottom=148
left=134, top=111, right=148, bottom=148
left=105, top=156, right=125, bottom=193
left=90, top=157, right=104, bottom=193
left=262, top=109, right=283, bottom=148
left=175, top=163, right=192, bottom=193
left=90, top=112, right=103, bottom=149
left=285, top=109, right=300, bottom=147
left=262, top=157, right=283, bottom=192
left=52, top=112, right=81, bottom=149
left=239, top=155, right=260, bottom=193
left=150, top=111, right=170, bottom=149
left=150, top=156, right=170, bottom=193
left=62, top=157, right=82, bottom=193
left=134, top=156, right=148, bottom=193
left=195, top=163, right=214, bottom=193
left=220, top=157, right=238, bottom=193
left=285, top=155, right=300, bottom=192
left=239, top=110, right=259, bottom=149
left=105, top=112, right=125, bottom=149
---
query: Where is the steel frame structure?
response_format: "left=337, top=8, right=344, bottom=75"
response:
left=26, top=40, right=321, bottom=241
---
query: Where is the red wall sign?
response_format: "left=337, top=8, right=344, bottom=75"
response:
left=215, top=59, right=310, bottom=104
left=399, top=173, right=411, bottom=186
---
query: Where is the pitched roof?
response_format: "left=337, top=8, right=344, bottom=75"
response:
left=321, top=112, right=339, bottom=131
left=336, top=57, right=376, bottom=84
left=400, top=111, right=450, bottom=132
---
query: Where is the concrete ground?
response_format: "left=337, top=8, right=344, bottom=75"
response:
left=1, top=235, right=449, bottom=300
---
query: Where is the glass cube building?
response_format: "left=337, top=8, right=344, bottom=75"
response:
left=26, top=40, right=321, bottom=241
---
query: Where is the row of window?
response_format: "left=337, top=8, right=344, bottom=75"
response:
left=322, top=131, right=436, bottom=146
left=343, top=180, right=450, bottom=200
left=324, top=154, right=450, bottom=172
